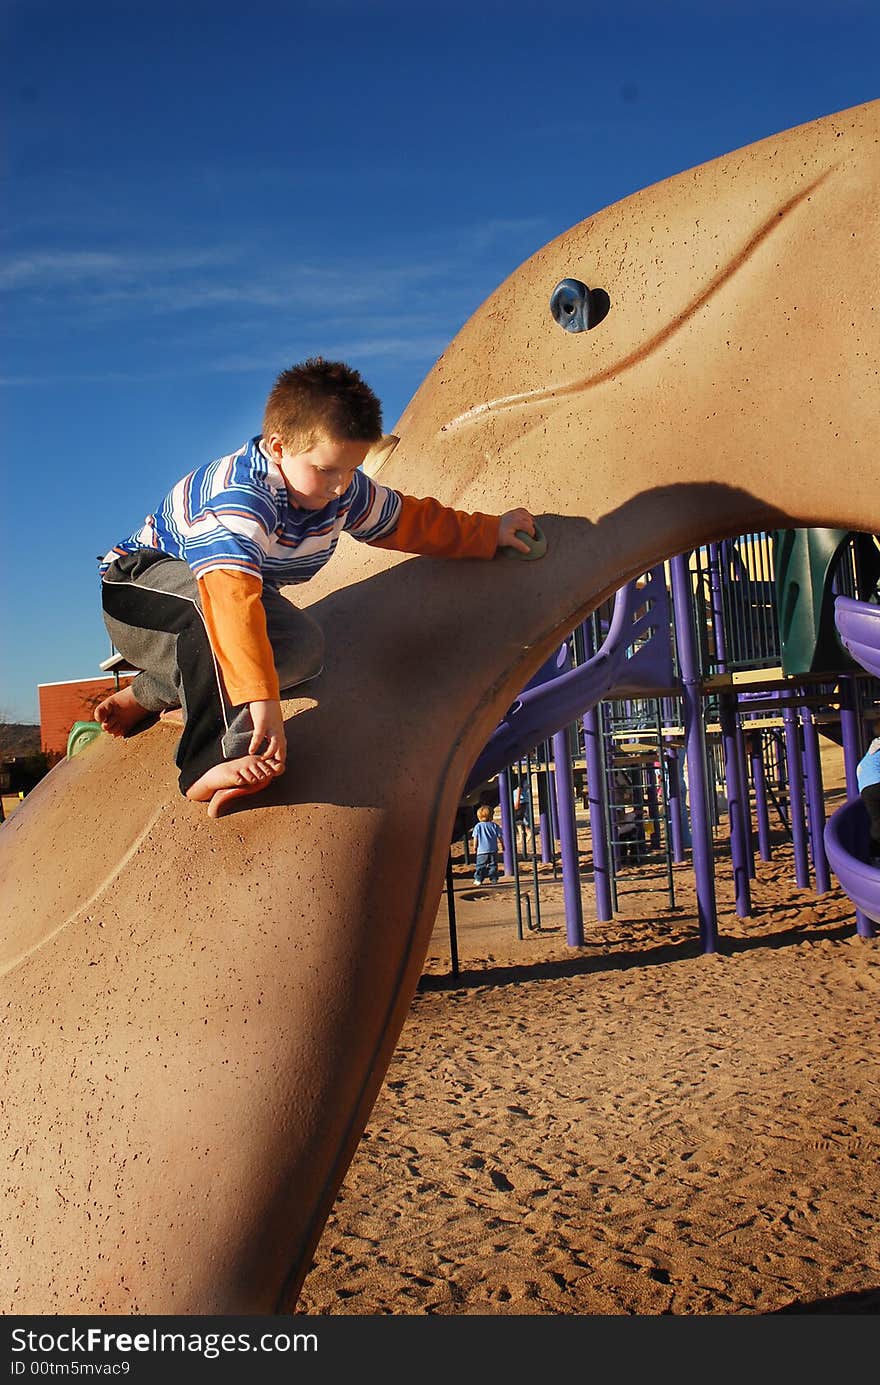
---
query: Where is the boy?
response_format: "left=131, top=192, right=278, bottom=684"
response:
left=471, top=804, right=504, bottom=884
left=96, top=358, right=538, bottom=818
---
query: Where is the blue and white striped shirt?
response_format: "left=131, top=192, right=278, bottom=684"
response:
left=101, top=437, right=402, bottom=586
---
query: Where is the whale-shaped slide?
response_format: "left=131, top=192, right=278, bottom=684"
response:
left=2, top=101, right=880, bottom=1314
left=823, top=595, right=880, bottom=925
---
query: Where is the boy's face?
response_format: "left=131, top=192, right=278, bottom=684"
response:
left=268, top=433, right=371, bottom=510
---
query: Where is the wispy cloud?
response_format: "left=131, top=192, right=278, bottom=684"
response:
left=1, top=211, right=550, bottom=307
left=0, top=332, right=451, bottom=386
left=458, top=216, right=548, bottom=254
left=205, top=334, right=451, bottom=372
left=0, top=244, right=469, bottom=321
left=0, top=213, right=552, bottom=385
left=0, top=246, right=236, bottom=291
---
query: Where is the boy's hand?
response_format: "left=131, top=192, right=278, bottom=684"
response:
left=498, top=508, right=538, bottom=555
left=248, top=699, right=287, bottom=770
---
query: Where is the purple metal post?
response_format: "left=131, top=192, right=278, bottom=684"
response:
left=773, top=730, right=789, bottom=829
left=553, top=726, right=585, bottom=945
left=670, top=554, right=718, bottom=952
left=665, top=744, right=685, bottom=863
left=583, top=705, right=613, bottom=922
left=782, top=706, right=811, bottom=889
left=646, top=766, right=661, bottom=849
left=581, top=618, right=613, bottom=920
left=537, top=761, right=553, bottom=864
left=708, top=542, right=728, bottom=670
left=749, top=732, right=772, bottom=861
left=719, top=693, right=751, bottom=917
left=735, top=716, right=756, bottom=881
left=548, top=755, right=560, bottom=844
left=801, top=706, right=830, bottom=894
left=498, top=767, right=515, bottom=878
left=839, top=676, right=863, bottom=796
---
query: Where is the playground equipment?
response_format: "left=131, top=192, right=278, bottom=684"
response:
left=824, top=799, right=880, bottom=925
left=464, top=565, right=673, bottom=793
left=820, top=594, right=880, bottom=929
left=1, top=101, right=879, bottom=1315
left=832, top=594, right=880, bottom=679
left=776, top=530, right=880, bottom=675
left=458, top=526, right=880, bottom=957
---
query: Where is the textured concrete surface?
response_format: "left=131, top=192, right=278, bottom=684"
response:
left=1, top=100, right=878, bottom=1313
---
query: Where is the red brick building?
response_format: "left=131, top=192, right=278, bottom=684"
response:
left=38, top=675, right=133, bottom=764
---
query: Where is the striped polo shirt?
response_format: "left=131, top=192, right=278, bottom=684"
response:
left=100, top=437, right=402, bottom=586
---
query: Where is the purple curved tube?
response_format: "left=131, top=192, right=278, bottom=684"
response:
left=823, top=800, right=878, bottom=937
left=465, top=568, right=673, bottom=796
left=831, top=599, right=876, bottom=934
left=834, top=595, right=880, bottom=678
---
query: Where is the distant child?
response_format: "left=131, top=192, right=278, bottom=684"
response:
left=96, top=358, right=539, bottom=818
left=856, top=717, right=880, bottom=862
left=472, top=804, right=504, bottom=885
left=512, top=774, right=531, bottom=829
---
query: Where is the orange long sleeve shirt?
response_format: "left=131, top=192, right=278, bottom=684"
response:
left=199, top=494, right=500, bottom=707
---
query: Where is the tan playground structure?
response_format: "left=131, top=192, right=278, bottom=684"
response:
left=1, top=99, right=878, bottom=1314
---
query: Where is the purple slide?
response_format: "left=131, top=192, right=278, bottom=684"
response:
left=823, top=798, right=880, bottom=925
left=833, top=594, right=880, bottom=678
left=822, top=594, right=880, bottom=927
left=464, top=566, right=674, bottom=794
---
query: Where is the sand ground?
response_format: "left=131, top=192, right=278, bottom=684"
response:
left=297, top=740, right=880, bottom=1315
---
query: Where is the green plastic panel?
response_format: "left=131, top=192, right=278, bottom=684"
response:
left=66, top=720, right=102, bottom=759
left=774, top=529, right=853, bottom=675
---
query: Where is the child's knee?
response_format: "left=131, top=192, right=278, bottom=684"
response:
left=304, top=623, right=325, bottom=674
left=277, top=624, right=325, bottom=692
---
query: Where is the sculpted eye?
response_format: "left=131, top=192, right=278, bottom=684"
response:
left=550, top=278, right=610, bottom=333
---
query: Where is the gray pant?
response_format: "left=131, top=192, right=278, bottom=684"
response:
left=102, top=553, right=324, bottom=787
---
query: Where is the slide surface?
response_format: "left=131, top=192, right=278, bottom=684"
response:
left=2, top=101, right=880, bottom=1314
left=823, top=798, right=880, bottom=925
left=834, top=593, right=880, bottom=678
left=821, top=593, right=880, bottom=926
left=465, top=566, right=672, bottom=792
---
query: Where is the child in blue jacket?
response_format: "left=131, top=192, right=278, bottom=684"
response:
left=472, top=804, right=504, bottom=884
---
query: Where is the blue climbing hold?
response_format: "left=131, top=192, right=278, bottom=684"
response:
left=550, top=278, right=592, bottom=333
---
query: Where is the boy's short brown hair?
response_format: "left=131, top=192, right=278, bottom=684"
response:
left=262, top=357, right=383, bottom=451
left=477, top=804, right=494, bottom=821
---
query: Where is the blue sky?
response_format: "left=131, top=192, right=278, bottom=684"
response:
left=2, top=0, right=879, bottom=723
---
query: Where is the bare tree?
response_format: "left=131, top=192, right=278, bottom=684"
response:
left=0, top=709, right=44, bottom=822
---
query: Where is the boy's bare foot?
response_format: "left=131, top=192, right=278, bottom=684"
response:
left=185, top=754, right=284, bottom=819
left=159, top=708, right=185, bottom=726
left=95, top=685, right=154, bottom=738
